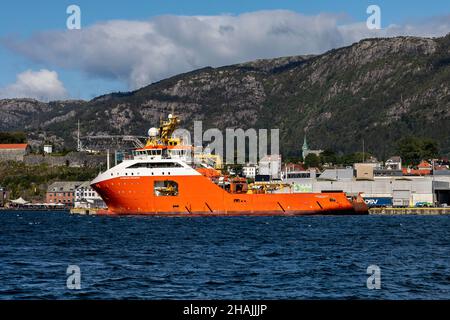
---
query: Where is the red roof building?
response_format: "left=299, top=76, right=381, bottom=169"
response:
left=0, top=144, right=28, bottom=150
left=402, top=160, right=432, bottom=176
left=418, top=160, right=432, bottom=170
left=0, top=144, right=30, bottom=162
left=282, top=163, right=305, bottom=172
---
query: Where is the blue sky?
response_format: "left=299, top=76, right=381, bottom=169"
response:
left=1, top=0, right=449, bottom=100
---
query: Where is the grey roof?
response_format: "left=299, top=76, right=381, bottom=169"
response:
left=387, top=156, right=401, bottom=162
left=75, top=181, right=92, bottom=189
left=47, top=181, right=84, bottom=192
left=318, top=168, right=354, bottom=181
left=433, top=170, right=450, bottom=176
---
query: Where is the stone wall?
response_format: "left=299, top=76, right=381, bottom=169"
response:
left=24, top=152, right=106, bottom=168
left=0, top=149, right=27, bottom=162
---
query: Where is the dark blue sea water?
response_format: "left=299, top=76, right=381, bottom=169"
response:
left=0, top=211, right=449, bottom=299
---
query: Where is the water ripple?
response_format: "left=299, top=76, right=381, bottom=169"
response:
left=0, top=211, right=449, bottom=299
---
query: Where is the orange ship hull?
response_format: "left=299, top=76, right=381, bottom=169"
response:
left=92, top=175, right=368, bottom=216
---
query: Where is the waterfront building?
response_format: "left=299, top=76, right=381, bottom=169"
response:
left=282, top=163, right=304, bottom=172
left=0, top=186, right=10, bottom=207
left=74, top=181, right=106, bottom=209
left=282, top=166, right=450, bottom=207
left=258, top=155, right=282, bottom=179
left=281, top=163, right=315, bottom=179
left=385, top=156, right=402, bottom=170
left=318, top=168, right=354, bottom=181
left=0, top=144, right=30, bottom=162
left=242, top=164, right=257, bottom=179
left=46, top=181, right=84, bottom=207
left=434, top=169, right=450, bottom=176
left=280, top=168, right=318, bottom=193
left=403, top=160, right=433, bottom=176
left=374, top=168, right=403, bottom=177
left=354, top=163, right=375, bottom=180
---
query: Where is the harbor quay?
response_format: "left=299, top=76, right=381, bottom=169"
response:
left=369, top=207, right=450, bottom=215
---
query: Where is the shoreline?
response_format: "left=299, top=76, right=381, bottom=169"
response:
left=369, top=207, right=450, bottom=215
left=0, top=207, right=69, bottom=212
left=1, top=207, right=450, bottom=215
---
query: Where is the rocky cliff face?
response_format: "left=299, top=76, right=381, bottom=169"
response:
left=1, top=35, right=449, bottom=158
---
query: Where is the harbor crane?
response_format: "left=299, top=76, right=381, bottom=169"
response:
left=76, top=120, right=146, bottom=152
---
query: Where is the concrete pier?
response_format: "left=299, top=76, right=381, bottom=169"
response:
left=369, top=207, right=450, bottom=215
left=70, top=208, right=99, bottom=215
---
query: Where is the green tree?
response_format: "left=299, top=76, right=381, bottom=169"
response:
left=398, top=137, right=439, bottom=165
left=320, top=149, right=337, bottom=165
left=304, top=153, right=320, bottom=168
left=285, top=156, right=303, bottom=164
left=0, top=132, right=27, bottom=144
left=421, top=139, right=439, bottom=159
left=338, top=152, right=372, bottom=166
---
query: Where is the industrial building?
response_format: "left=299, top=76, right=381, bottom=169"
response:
left=242, top=165, right=257, bottom=179
left=258, top=155, right=282, bottom=179
left=282, top=166, right=450, bottom=207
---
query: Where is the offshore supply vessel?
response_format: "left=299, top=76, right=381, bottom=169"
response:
left=91, top=114, right=368, bottom=216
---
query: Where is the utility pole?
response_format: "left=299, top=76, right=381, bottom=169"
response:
left=77, top=120, right=83, bottom=152
left=362, top=138, right=365, bottom=163
left=107, top=149, right=110, bottom=170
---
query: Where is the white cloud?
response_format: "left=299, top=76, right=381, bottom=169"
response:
left=0, top=69, right=68, bottom=102
left=2, top=10, right=450, bottom=90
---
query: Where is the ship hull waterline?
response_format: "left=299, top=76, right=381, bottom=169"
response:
left=92, top=175, right=368, bottom=217
left=94, top=210, right=367, bottom=217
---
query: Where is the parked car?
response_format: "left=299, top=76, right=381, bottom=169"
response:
left=415, top=202, right=433, bottom=208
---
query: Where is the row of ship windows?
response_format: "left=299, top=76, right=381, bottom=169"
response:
left=133, top=150, right=189, bottom=157
left=111, top=171, right=172, bottom=177
left=127, top=162, right=183, bottom=169
left=133, top=150, right=162, bottom=156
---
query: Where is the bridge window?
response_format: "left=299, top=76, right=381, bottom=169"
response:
left=127, top=162, right=183, bottom=169
left=154, top=180, right=179, bottom=197
left=148, top=150, right=162, bottom=156
left=133, top=150, right=163, bottom=156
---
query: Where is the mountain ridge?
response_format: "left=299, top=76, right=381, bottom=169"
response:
left=1, top=34, right=449, bottom=159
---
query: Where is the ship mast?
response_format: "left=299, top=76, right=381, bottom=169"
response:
left=146, top=111, right=181, bottom=147
left=159, top=114, right=180, bottom=145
